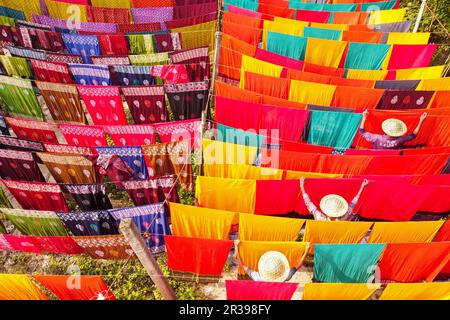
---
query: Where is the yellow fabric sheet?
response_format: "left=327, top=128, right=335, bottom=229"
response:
left=304, top=220, right=373, bottom=253
left=195, top=176, right=256, bottom=213
left=45, top=0, right=88, bottom=22
left=379, top=283, right=450, bottom=300
left=91, top=0, right=131, bottom=8
left=368, top=8, right=406, bottom=25
left=0, top=274, right=48, bottom=300
left=305, top=38, right=347, bottom=68
left=240, top=55, right=284, bottom=88
left=396, top=66, right=445, bottom=80
left=202, top=139, right=258, bottom=166
left=172, top=21, right=216, bottom=51
left=262, top=19, right=307, bottom=49
left=285, top=171, right=343, bottom=179
left=204, top=163, right=284, bottom=180
left=417, top=77, right=450, bottom=90
left=169, top=202, right=237, bottom=240
left=346, top=69, right=388, bottom=80
left=289, top=80, right=336, bottom=106
left=310, top=22, right=348, bottom=31
left=368, top=221, right=444, bottom=243
left=303, top=283, right=379, bottom=300
left=239, top=213, right=305, bottom=241
left=1, top=0, right=42, bottom=20
left=386, top=32, right=430, bottom=45
left=237, top=240, right=307, bottom=275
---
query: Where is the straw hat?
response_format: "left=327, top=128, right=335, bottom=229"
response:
left=319, top=194, right=349, bottom=218
left=381, top=118, right=407, bottom=137
left=258, top=251, right=290, bottom=282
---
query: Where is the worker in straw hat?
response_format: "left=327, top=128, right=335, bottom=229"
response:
left=234, top=240, right=311, bottom=282
left=359, top=110, right=427, bottom=149
left=300, top=177, right=369, bottom=221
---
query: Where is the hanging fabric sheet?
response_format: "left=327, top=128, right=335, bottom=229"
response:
left=97, top=34, right=129, bottom=56
left=121, top=86, right=167, bottom=124
left=331, top=86, right=384, bottom=111
left=195, top=176, right=256, bottom=214
left=377, top=90, right=433, bottom=110
left=307, top=110, right=362, bottom=149
left=56, top=210, right=119, bottom=236
left=387, top=44, right=437, bottom=70
left=289, top=80, right=336, bottom=106
left=58, top=124, right=107, bottom=147
left=368, top=221, right=444, bottom=243
left=37, top=152, right=98, bottom=184
left=122, top=176, right=179, bottom=206
left=131, top=7, right=174, bottom=23
left=6, top=45, right=46, bottom=60
left=2, top=208, right=69, bottom=236
left=23, top=27, right=65, bottom=53
left=344, top=42, right=391, bottom=70
left=378, top=242, right=450, bottom=282
left=267, top=32, right=306, bottom=60
left=64, top=184, right=112, bottom=211
left=127, top=34, right=155, bottom=55
left=46, top=52, right=83, bottom=64
left=5, top=117, right=58, bottom=143
left=22, top=234, right=82, bottom=254
left=129, top=52, right=169, bottom=66
left=0, top=149, right=44, bottom=182
left=77, top=85, right=127, bottom=125
left=33, top=275, right=116, bottom=300
left=164, top=81, right=209, bottom=121
left=302, top=283, right=378, bottom=300
left=153, top=33, right=182, bottom=53
left=304, top=220, right=373, bottom=251
left=170, top=202, right=236, bottom=240
left=96, top=147, right=148, bottom=181
left=92, top=56, right=130, bottom=66
left=2, top=180, right=69, bottom=212
left=142, top=141, right=193, bottom=190
left=379, top=283, right=450, bottom=300
left=62, top=34, right=100, bottom=64
left=226, top=280, right=298, bottom=300
left=36, top=82, right=85, bottom=124
left=31, top=60, right=73, bottom=84
left=304, top=37, right=347, bottom=68
left=73, top=235, right=135, bottom=260
left=238, top=213, right=305, bottom=242
left=88, top=6, right=130, bottom=24
left=112, top=65, right=155, bottom=86
left=103, top=125, right=156, bottom=146
left=69, top=64, right=111, bottom=86
left=0, top=55, right=32, bottom=77
left=313, top=243, right=385, bottom=283
left=153, top=119, right=202, bottom=149
left=165, top=235, right=233, bottom=277
left=109, top=203, right=171, bottom=254
left=44, top=144, right=94, bottom=157
left=0, top=274, right=48, bottom=300
left=0, top=75, right=43, bottom=120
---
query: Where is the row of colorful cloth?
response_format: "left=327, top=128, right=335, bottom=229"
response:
left=3, top=274, right=450, bottom=300
left=1, top=0, right=218, bottom=23
left=0, top=274, right=116, bottom=300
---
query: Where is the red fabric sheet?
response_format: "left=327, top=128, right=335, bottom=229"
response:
left=215, top=96, right=261, bottom=131
left=226, top=280, right=298, bottom=300
left=227, top=5, right=263, bottom=19
left=434, top=220, right=450, bottom=241
left=379, top=242, right=450, bottom=282
left=350, top=175, right=414, bottom=184
left=365, top=154, right=448, bottom=175
left=34, top=236, right=84, bottom=254
left=103, top=125, right=156, bottom=146
left=6, top=117, right=58, bottom=143
left=58, top=124, right=107, bottom=147
left=415, top=174, right=450, bottom=186
left=387, top=44, right=437, bottom=70
left=165, top=235, right=233, bottom=276
left=295, top=178, right=363, bottom=215
left=280, top=142, right=334, bottom=154
left=3, top=235, right=42, bottom=253
left=33, top=275, right=116, bottom=300
left=255, top=180, right=300, bottom=215
left=355, top=181, right=435, bottom=221
left=303, top=62, right=345, bottom=77
left=258, top=3, right=295, bottom=19
left=296, top=9, right=330, bottom=23
left=402, top=147, right=450, bottom=155
left=417, top=185, right=450, bottom=213
left=260, top=105, right=309, bottom=143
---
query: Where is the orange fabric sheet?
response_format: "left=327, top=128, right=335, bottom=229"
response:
left=220, top=34, right=257, bottom=80
left=223, top=20, right=262, bottom=46
left=215, top=81, right=261, bottom=104
left=244, top=72, right=291, bottom=99
left=286, top=69, right=331, bottom=85
left=303, top=62, right=346, bottom=77
left=331, top=86, right=384, bottom=110
left=368, top=221, right=445, bottom=243
left=342, top=30, right=382, bottom=43
left=430, top=91, right=450, bottom=109
left=329, top=76, right=375, bottom=88
left=333, top=12, right=369, bottom=25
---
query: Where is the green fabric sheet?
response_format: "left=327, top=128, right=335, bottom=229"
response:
left=4, top=212, right=70, bottom=236
left=267, top=32, right=307, bottom=60
left=307, top=110, right=362, bottom=150
left=344, top=42, right=391, bottom=70
left=304, top=27, right=342, bottom=41
left=313, top=243, right=386, bottom=283
left=217, top=124, right=265, bottom=148
left=224, top=0, right=258, bottom=12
